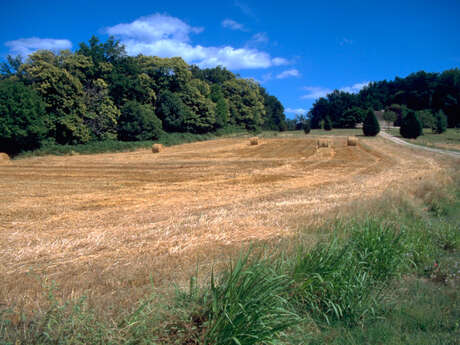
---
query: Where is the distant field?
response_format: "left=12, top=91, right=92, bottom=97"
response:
left=388, top=128, right=460, bottom=151
left=0, top=135, right=448, bottom=311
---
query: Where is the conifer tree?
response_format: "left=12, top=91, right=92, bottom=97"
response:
left=400, top=110, right=422, bottom=139
left=362, top=109, right=380, bottom=136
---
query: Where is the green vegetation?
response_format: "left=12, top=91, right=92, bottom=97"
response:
left=389, top=128, right=460, bottom=151
left=0, top=36, right=287, bottom=156
left=309, top=69, right=460, bottom=129
left=363, top=109, right=380, bottom=136
left=0, top=80, right=47, bottom=155
left=303, top=120, right=311, bottom=134
left=2, top=172, right=458, bottom=344
left=434, top=110, right=448, bottom=134
left=400, top=110, right=423, bottom=139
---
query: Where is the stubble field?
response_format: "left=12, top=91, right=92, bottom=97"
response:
left=0, top=136, right=448, bottom=310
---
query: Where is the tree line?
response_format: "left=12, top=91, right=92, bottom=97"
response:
left=308, top=69, right=460, bottom=130
left=0, top=36, right=287, bottom=155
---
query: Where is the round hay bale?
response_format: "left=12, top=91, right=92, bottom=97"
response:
left=249, top=137, right=259, bottom=145
left=152, top=143, right=163, bottom=153
left=317, top=138, right=330, bottom=148
left=347, top=136, right=358, bottom=146
left=0, top=152, right=10, bottom=164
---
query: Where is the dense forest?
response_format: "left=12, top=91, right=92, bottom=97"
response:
left=308, top=69, right=460, bottom=129
left=0, top=36, right=287, bottom=155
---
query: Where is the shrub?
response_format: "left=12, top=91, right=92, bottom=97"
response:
left=363, top=109, right=380, bottom=136
left=416, top=109, right=435, bottom=129
left=0, top=80, right=47, bottom=155
left=117, top=101, right=164, bottom=141
left=303, top=120, right=311, bottom=134
left=400, top=110, right=423, bottom=139
left=433, top=110, right=447, bottom=134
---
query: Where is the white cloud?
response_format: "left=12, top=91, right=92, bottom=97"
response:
left=106, top=13, right=203, bottom=43
left=105, top=13, right=288, bottom=70
left=276, top=69, right=300, bottom=79
left=285, top=107, right=307, bottom=114
left=340, top=81, right=369, bottom=93
left=301, top=86, right=332, bottom=99
left=5, top=37, right=72, bottom=56
left=222, top=19, right=246, bottom=31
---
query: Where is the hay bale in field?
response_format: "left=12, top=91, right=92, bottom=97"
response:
left=347, top=136, right=358, bottom=146
left=0, top=153, right=10, bottom=164
left=152, top=143, right=163, bottom=153
left=317, top=138, right=330, bottom=148
left=249, top=137, right=259, bottom=145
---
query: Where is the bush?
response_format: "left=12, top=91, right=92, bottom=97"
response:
left=416, top=109, right=435, bottom=129
left=303, top=120, right=311, bottom=134
left=117, top=101, right=164, bottom=141
left=362, top=109, right=380, bottom=136
left=433, top=110, right=447, bottom=134
left=0, top=80, right=47, bottom=155
left=400, top=110, right=423, bottom=139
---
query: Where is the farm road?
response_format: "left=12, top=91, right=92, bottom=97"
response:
left=379, top=130, right=460, bottom=159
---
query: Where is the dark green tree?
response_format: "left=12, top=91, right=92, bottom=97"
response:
left=433, top=110, right=447, bottom=134
left=117, top=101, right=163, bottom=141
left=0, top=80, right=47, bottom=155
left=362, top=110, right=380, bottom=136
left=156, top=90, right=188, bottom=132
left=400, top=110, right=422, bottom=139
left=324, top=116, right=332, bottom=131
left=341, top=107, right=365, bottom=128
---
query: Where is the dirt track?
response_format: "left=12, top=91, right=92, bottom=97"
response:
left=0, top=136, right=448, bottom=307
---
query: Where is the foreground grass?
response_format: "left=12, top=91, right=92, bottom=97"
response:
left=1, top=174, right=459, bottom=344
left=388, top=128, right=460, bottom=152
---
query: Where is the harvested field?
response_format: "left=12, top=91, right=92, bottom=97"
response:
left=0, top=136, right=449, bottom=309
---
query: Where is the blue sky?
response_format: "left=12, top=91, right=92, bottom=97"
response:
left=1, top=0, right=459, bottom=117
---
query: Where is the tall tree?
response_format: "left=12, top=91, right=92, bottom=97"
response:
left=0, top=80, right=47, bottom=154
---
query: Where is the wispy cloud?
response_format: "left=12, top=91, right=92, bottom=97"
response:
left=340, top=81, right=369, bottom=93
left=301, top=81, right=369, bottom=100
left=339, top=37, right=353, bottom=46
left=234, top=0, right=256, bottom=18
left=251, top=32, right=268, bottom=43
left=301, top=86, right=332, bottom=99
left=276, top=69, right=300, bottom=79
left=222, top=19, right=246, bottom=31
left=105, top=14, right=288, bottom=70
left=285, top=107, right=307, bottom=114
left=5, top=37, right=72, bottom=56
